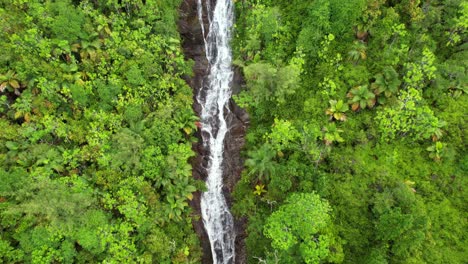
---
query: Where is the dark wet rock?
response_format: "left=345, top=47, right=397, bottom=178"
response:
left=179, top=1, right=212, bottom=262
left=231, top=66, right=245, bottom=95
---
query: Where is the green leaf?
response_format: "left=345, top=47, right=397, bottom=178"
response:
left=5, top=141, right=19, bottom=150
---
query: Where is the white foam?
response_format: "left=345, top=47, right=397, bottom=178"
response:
left=197, top=0, right=236, bottom=263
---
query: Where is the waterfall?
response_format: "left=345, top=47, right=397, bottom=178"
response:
left=197, top=0, right=236, bottom=263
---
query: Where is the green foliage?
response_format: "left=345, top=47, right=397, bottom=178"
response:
left=376, top=88, right=443, bottom=141
left=264, top=193, right=343, bottom=263
left=245, top=143, right=277, bottom=182
left=348, top=40, right=367, bottom=63
left=1, top=0, right=466, bottom=263
left=403, top=47, right=437, bottom=89
left=0, top=70, right=21, bottom=94
left=426, top=141, right=445, bottom=162
left=233, top=0, right=467, bottom=263
left=445, top=2, right=468, bottom=47
left=326, top=99, right=349, bottom=121
left=253, top=184, right=267, bottom=196
left=242, top=62, right=277, bottom=104
left=347, top=85, right=376, bottom=111
left=267, top=118, right=300, bottom=152
left=0, top=0, right=201, bottom=262
left=371, top=183, right=429, bottom=262
left=371, top=66, right=401, bottom=102
left=240, top=54, right=303, bottom=106
left=47, top=1, right=87, bottom=42
left=323, top=123, right=344, bottom=146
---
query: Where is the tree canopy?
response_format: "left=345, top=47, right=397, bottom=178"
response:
left=232, top=0, right=467, bottom=263
left=0, top=0, right=201, bottom=263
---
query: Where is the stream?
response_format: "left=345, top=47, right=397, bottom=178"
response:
left=197, top=0, right=236, bottom=263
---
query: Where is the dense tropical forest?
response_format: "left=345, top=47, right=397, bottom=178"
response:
left=231, top=0, right=467, bottom=263
left=0, top=0, right=203, bottom=263
left=0, top=0, right=466, bottom=263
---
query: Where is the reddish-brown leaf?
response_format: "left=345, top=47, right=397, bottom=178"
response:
left=352, top=103, right=360, bottom=111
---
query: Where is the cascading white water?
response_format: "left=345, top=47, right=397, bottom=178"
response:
left=197, top=0, right=236, bottom=263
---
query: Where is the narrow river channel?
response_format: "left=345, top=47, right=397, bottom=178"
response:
left=197, top=0, right=236, bottom=263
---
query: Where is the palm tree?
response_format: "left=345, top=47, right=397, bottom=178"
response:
left=245, top=144, right=277, bottom=181
left=356, top=24, right=369, bottom=41
left=429, top=120, right=446, bottom=142
left=0, top=70, right=21, bottom=95
left=371, top=66, right=401, bottom=103
left=347, top=85, right=376, bottom=111
left=322, top=123, right=344, bottom=146
left=326, top=99, right=349, bottom=121
left=72, top=37, right=102, bottom=62
left=348, top=41, right=367, bottom=64
left=59, top=63, right=85, bottom=86
left=427, top=141, right=444, bottom=162
left=174, top=109, right=199, bottom=135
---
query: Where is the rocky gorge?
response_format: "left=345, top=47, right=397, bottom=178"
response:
left=178, top=0, right=248, bottom=263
